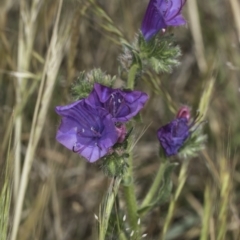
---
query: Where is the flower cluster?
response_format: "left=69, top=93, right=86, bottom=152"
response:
left=55, top=83, right=148, bottom=162
left=141, top=0, right=187, bottom=40
left=157, top=106, right=191, bottom=156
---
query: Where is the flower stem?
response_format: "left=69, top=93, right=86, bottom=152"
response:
left=121, top=60, right=140, bottom=238
left=127, top=64, right=139, bottom=89
left=123, top=151, right=140, bottom=238
left=140, top=160, right=168, bottom=214
left=99, top=177, right=122, bottom=240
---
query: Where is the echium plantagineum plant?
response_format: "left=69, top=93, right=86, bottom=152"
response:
left=56, top=83, right=148, bottom=163
left=55, top=0, right=206, bottom=239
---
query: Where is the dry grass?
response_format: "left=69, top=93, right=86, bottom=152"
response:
left=0, top=0, right=240, bottom=239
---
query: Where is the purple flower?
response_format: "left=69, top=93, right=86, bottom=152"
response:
left=55, top=100, right=118, bottom=162
left=86, top=83, right=149, bottom=122
left=157, top=107, right=190, bottom=156
left=141, top=0, right=187, bottom=40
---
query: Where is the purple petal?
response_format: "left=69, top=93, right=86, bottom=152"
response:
left=55, top=100, right=118, bottom=162
left=115, top=90, right=149, bottom=122
left=166, top=15, right=186, bottom=26
left=141, top=0, right=187, bottom=40
left=56, top=127, right=78, bottom=150
left=86, top=83, right=149, bottom=122
left=86, top=83, right=111, bottom=107
left=157, top=117, right=189, bottom=156
left=141, top=0, right=167, bottom=41
left=164, top=0, right=186, bottom=25
left=55, top=100, right=82, bottom=116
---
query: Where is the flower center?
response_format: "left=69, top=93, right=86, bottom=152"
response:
left=90, top=126, right=101, bottom=137
left=107, top=93, right=124, bottom=117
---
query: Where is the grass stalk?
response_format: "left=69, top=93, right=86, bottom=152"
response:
left=229, top=0, right=240, bottom=43
left=99, top=177, right=122, bottom=240
left=144, top=72, right=177, bottom=114
left=2, top=78, right=40, bottom=156
left=14, top=0, right=42, bottom=202
left=216, top=156, right=231, bottom=240
left=10, top=1, right=69, bottom=239
left=200, top=185, right=212, bottom=240
left=18, top=183, right=51, bottom=240
left=0, top=114, right=13, bottom=240
left=140, top=160, right=168, bottom=214
left=187, top=0, right=207, bottom=74
left=160, top=158, right=190, bottom=239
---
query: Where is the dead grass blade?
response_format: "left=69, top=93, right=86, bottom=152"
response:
left=10, top=0, right=72, bottom=239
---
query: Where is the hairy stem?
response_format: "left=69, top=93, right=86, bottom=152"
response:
left=122, top=150, right=140, bottom=238
left=127, top=64, right=138, bottom=90
left=121, top=60, right=140, bottom=238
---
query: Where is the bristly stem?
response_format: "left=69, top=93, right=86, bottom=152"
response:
left=140, top=159, right=168, bottom=214
left=121, top=63, right=140, bottom=238
left=127, top=64, right=139, bottom=90
left=123, top=150, right=140, bottom=238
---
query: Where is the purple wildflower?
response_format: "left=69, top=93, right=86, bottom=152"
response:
left=141, top=0, right=187, bottom=40
left=86, top=83, right=149, bottom=122
left=157, top=106, right=190, bottom=156
left=55, top=100, right=118, bottom=162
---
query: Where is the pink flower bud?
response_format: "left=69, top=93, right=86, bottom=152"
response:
left=176, top=106, right=191, bottom=121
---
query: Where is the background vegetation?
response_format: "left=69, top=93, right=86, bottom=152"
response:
left=0, top=0, right=240, bottom=239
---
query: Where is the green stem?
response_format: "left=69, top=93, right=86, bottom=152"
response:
left=99, top=177, right=122, bottom=240
left=123, top=150, right=140, bottom=238
left=127, top=64, right=139, bottom=89
left=121, top=61, right=140, bottom=238
left=140, top=160, right=168, bottom=213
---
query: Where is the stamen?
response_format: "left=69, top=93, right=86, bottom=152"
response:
left=72, top=143, right=80, bottom=153
left=90, top=126, right=101, bottom=137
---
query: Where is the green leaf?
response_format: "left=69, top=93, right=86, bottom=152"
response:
left=137, top=162, right=178, bottom=215
left=156, top=162, right=178, bottom=204
left=71, top=68, right=116, bottom=100
left=137, top=205, right=153, bottom=215
left=179, top=126, right=207, bottom=159
left=138, top=33, right=181, bottom=74
left=119, top=32, right=181, bottom=82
